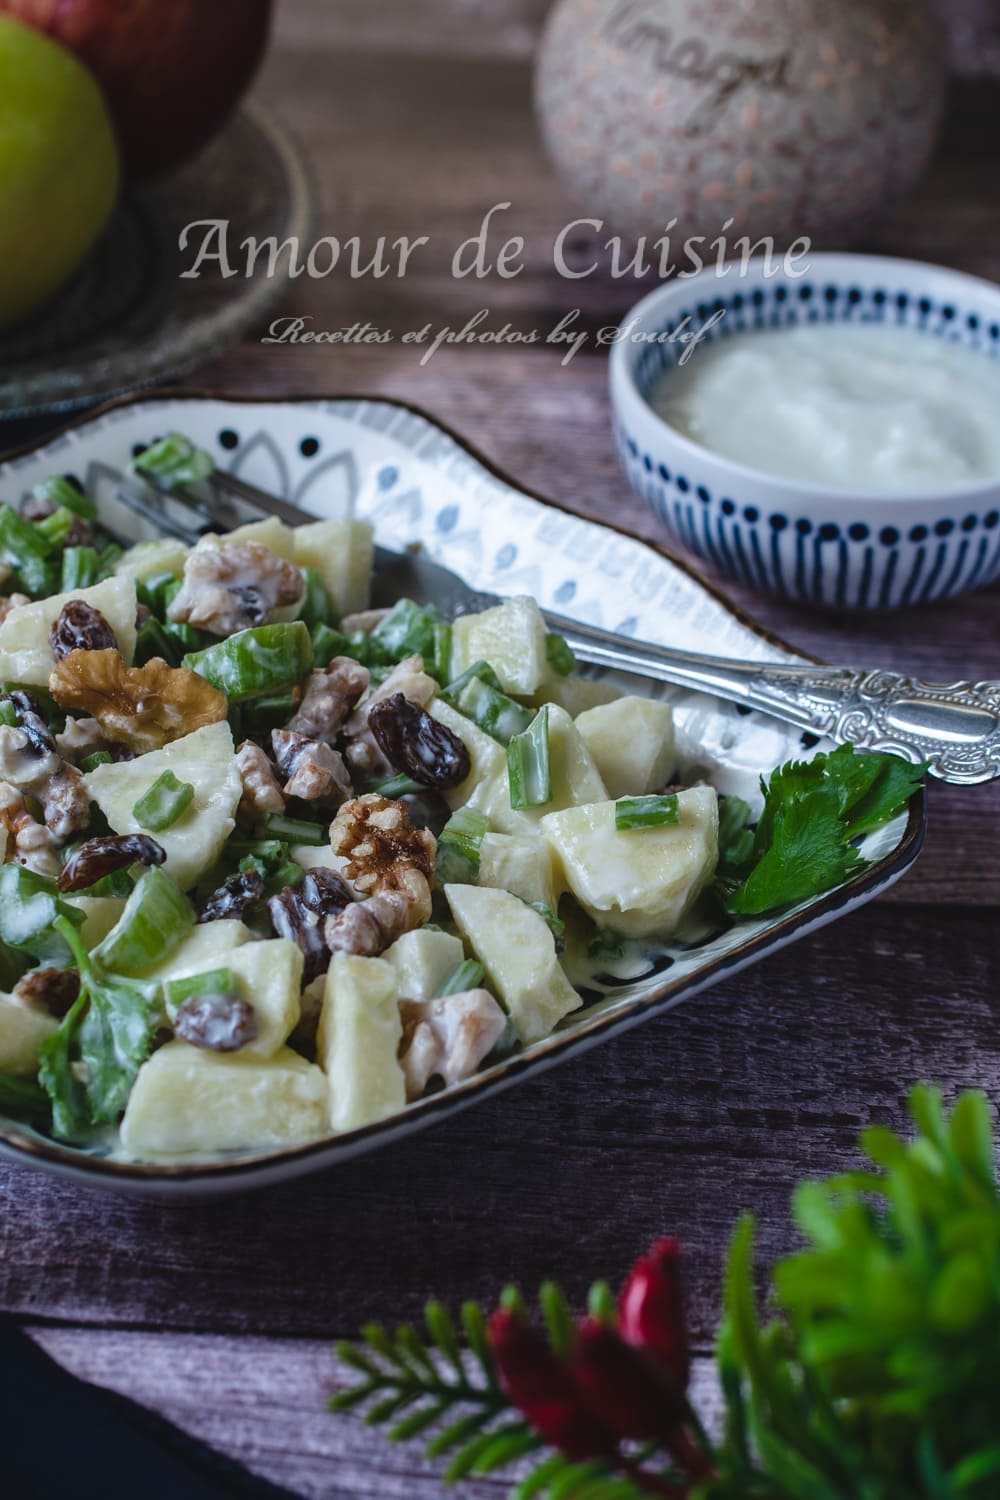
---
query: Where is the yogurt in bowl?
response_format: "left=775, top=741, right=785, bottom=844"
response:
left=609, top=253, right=1000, bottom=609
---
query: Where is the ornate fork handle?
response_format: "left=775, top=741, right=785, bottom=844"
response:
left=548, top=615, right=1000, bottom=786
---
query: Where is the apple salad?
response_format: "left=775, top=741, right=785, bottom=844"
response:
left=0, top=442, right=724, bottom=1159
left=0, top=438, right=923, bottom=1161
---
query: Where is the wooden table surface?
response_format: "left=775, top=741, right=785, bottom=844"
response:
left=3, top=4, right=999, bottom=1496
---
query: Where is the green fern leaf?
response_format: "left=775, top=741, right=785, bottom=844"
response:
left=388, top=1398, right=450, bottom=1444
left=511, top=1453, right=569, bottom=1500
left=948, top=1090, right=997, bottom=1194
left=426, top=1300, right=465, bottom=1378
left=364, top=1389, right=423, bottom=1426
left=587, top=1281, right=617, bottom=1325
left=461, top=1299, right=498, bottom=1386
left=327, top=1381, right=377, bottom=1413
left=395, top=1321, right=441, bottom=1382
left=333, top=1341, right=382, bottom=1379
left=545, top=1459, right=613, bottom=1500
left=444, top=1426, right=519, bottom=1483
left=540, top=1281, right=575, bottom=1357
left=469, top=1423, right=540, bottom=1473
left=425, top=1409, right=496, bottom=1459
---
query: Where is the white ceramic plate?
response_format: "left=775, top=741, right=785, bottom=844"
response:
left=0, top=394, right=925, bottom=1197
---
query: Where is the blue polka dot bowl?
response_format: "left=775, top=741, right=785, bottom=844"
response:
left=609, top=253, right=1000, bottom=610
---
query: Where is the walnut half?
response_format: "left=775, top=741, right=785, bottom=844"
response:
left=329, top=792, right=435, bottom=900
left=49, top=649, right=228, bottom=753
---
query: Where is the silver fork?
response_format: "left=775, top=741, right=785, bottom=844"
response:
left=116, top=470, right=1000, bottom=787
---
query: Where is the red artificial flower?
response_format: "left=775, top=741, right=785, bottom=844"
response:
left=570, top=1317, right=686, bottom=1445
left=488, top=1307, right=616, bottom=1460
left=618, top=1236, right=690, bottom=1390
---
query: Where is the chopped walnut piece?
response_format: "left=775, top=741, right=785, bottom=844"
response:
left=0, top=593, right=30, bottom=624
left=12, top=967, right=81, bottom=1019
left=324, top=886, right=419, bottom=959
left=285, top=657, right=370, bottom=744
left=55, top=717, right=107, bottom=762
left=40, top=764, right=91, bottom=842
left=0, top=783, right=59, bottom=877
left=344, top=656, right=436, bottom=778
left=398, top=990, right=507, bottom=1100
left=338, top=607, right=389, bottom=634
left=329, top=792, right=435, bottom=901
left=324, top=794, right=436, bottom=956
left=49, top=649, right=227, bottom=753
left=272, top=730, right=352, bottom=807
left=235, top=741, right=285, bottom=819
left=0, top=725, right=61, bottom=793
left=168, top=541, right=304, bottom=637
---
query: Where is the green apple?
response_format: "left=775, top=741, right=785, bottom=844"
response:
left=0, top=14, right=120, bottom=328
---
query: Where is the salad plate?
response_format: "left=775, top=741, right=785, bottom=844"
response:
left=0, top=392, right=925, bottom=1197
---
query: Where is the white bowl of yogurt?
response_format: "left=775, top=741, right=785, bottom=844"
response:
left=609, top=254, right=1000, bottom=609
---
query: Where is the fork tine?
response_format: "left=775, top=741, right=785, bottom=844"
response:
left=114, top=484, right=205, bottom=545
left=208, top=471, right=317, bottom=529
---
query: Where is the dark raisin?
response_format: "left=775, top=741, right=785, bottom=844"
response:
left=12, top=967, right=81, bottom=1019
left=174, top=992, right=258, bottom=1052
left=268, top=867, right=353, bottom=984
left=231, top=586, right=267, bottom=624
left=7, top=689, right=57, bottom=757
left=57, top=834, right=166, bottom=892
left=369, top=693, right=471, bottom=790
left=399, top=788, right=452, bottom=839
left=197, top=869, right=265, bottom=923
left=62, top=516, right=95, bottom=549
left=49, top=601, right=119, bottom=662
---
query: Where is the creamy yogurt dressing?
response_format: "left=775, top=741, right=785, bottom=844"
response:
left=650, top=323, right=1000, bottom=493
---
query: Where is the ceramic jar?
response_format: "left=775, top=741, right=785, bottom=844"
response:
left=535, top=0, right=946, bottom=252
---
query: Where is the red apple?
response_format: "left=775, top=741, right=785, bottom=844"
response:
left=0, top=0, right=273, bottom=177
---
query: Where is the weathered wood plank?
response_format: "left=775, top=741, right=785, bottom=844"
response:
left=4, top=905, right=997, bottom=1350
left=268, top=0, right=1000, bottom=76
left=23, top=1325, right=723, bottom=1500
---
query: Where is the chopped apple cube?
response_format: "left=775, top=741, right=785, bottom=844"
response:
left=293, top=518, right=375, bottom=617
left=450, top=597, right=549, bottom=697
left=120, top=1043, right=327, bottom=1158
left=536, top=675, right=621, bottom=715
left=66, top=895, right=127, bottom=948
left=318, top=953, right=405, bottom=1132
left=161, top=939, right=302, bottom=1060
left=115, top=538, right=189, bottom=582
left=484, top=703, right=608, bottom=834
left=445, top=883, right=581, bottom=1044
left=0, top=996, right=57, bottom=1077
left=144, top=919, right=255, bottom=985
left=542, top=786, right=719, bottom=939
left=85, top=720, right=242, bottom=890
left=383, top=928, right=465, bottom=1001
left=0, top=573, right=137, bottom=685
left=478, top=832, right=557, bottom=911
left=428, top=697, right=507, bottom=811
left=575, top=697, right=676, bottom=800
